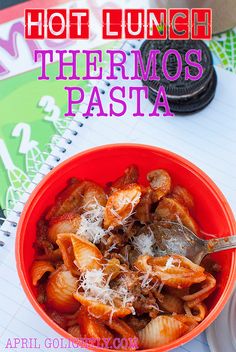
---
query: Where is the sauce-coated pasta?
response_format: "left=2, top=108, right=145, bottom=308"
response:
left=32, top=166, right=218, bottom=349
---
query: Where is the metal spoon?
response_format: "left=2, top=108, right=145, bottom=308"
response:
left=140, top=221, right=236, bottom=265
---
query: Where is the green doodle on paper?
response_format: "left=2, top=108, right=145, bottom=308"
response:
left=26, top=146, right=45, bottom=179
left=8, top=168, right=31, bottom=192
left=210, top=29, right=236, bottom=73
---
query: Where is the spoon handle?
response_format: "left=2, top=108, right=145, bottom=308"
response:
left=206, top=235, right=236, bottom=254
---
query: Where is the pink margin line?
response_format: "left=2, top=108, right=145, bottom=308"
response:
left=0, top=0, right=68, bottom=24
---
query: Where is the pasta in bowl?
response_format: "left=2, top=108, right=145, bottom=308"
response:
left=16, top=144, right=236, bottom=352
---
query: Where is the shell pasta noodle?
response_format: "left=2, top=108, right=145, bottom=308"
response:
left=31, top=165, right=218, bottom=350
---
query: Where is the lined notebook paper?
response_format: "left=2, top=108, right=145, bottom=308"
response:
left=0, top=40, right=236, bottom=352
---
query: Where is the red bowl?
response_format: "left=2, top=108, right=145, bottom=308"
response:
left=16, top=144, right=236, bottom=352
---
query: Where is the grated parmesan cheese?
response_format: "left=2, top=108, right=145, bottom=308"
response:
left=165, top=257, right=175, bottom=269
left=139, top=271, right=159, bottom=291
left=79, top=269, right=135, bottom=309
left=116, top=194, right=139, bottom=211
left=110, top=193, right=139, bottom=227
left=76, top=198, right=107, bottom=244
left=107, top=243, right=117, bottom=252
left=139, top=271, right=153, bottom=289
left=79, top=269, right=115, bottom=306
left=132, top=228, right=156, bottom=256
left=164, top=257, right=181, bottom=270
left=158, top=282, right=164, bottom=294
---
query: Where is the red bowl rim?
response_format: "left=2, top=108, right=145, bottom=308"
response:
left=16, top=143, right=236, bottom=352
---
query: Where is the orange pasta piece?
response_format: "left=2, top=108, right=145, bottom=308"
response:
left=71, top=235, right=103, bottom=271
left=172, top=315, right=198, bottom=331
left=184, top=302, right=207, bottom=322
left=104, top=184, right=141, bottom=229
left=67, top=325, right=82, bottom=338
left=105, top=319, right=138, bottom=339
left=134, top=255, right=206, bottom=288
left=46, top=268, right=80, bottom=313
left=147, top=169, right=171, bottom=202
left=157, top=293, right=184, bottom=314
left=103, top=258, right=121, bottom=280
left=31, top=260, right=55, bottom=286
left=165, top=286, right=190, bottom=298
left=155, top=197, right=199, bottom=234
left=46, top=180, right=106, bottom=221
left=36, top=248, right=62, bottom=262
left=48, top=213, right=81, bottom=243
left=46, top=179, right=85, bottom=220
left=78, top=307, right=113, bottom=344
left=81, top=181, right=107, bottom=211
left=171, top=186, right=194, bottom=209
left=56, top=233, right=79, bottom=275
left=47, top=309, right=68, bottom=329
left=105, top=319, right=138, bottom=350
left=73, top=292, right=132, bottom=320
left=110, top=165, right=139, bottom=193
left=65, top=310, right=81, bottom=327
left=135, top=186, right=153, bottom=224
left=138, top=315, right=188, bottom=348
left=182, top=273, right=216, bottom=307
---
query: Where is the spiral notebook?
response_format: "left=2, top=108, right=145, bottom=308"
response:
left=0, top=40, right=236, bottom=352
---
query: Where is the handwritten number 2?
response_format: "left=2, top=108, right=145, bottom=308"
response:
left=12, top=123, right=38, bottom=154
